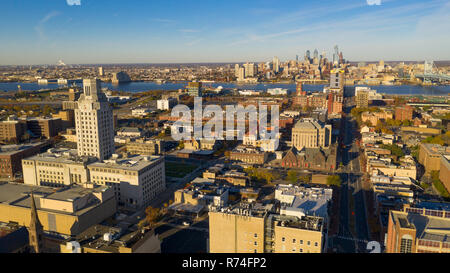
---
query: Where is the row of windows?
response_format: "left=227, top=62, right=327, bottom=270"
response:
left=281, top=237, right=318, bottom=247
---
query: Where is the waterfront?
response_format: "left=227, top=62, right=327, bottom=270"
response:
left=0, top=81, right=449, bottom=96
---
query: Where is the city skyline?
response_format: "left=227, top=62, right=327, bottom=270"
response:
left=0, top=0, right=449, bottom=65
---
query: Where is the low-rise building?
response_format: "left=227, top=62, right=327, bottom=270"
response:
left=281, top=145, right=337, bottom=172
left=368, top=160, right=417, bottom=180
left=440, top=155, right=450, bottom=193
left=386, top=207, right=450, bottom=253
left=229, top=146, right=269, bottom=165
left=209, top=202, right=325, bottom=253
left=132, top=108, right=151, bottom=117
left=275, top=185, right=332, bottom=223
left=361, top=110, right=393, bottom=126
left=170, top=182, right=229, bottom=217
left=291, top=118, right=332, bottom=150
left=88, top=155, right=166, bottom=209
left=419, top=143, right=450, bottom=174
left=23, top=117, right=63, bottom=139
left=22, top=148, right=95, bottom=187
left=23, top=148, right=166, bottom=210
left=157, top=98, right=178, bottom=111
left=126, top=139, right=164, bottom=155
left=117, top=127, right=143, bottom=138
left=0, top=118, right=27, bottom=143
left=60, top=225, right=161, bottom=253
left=0, top=141, right=51, bottom=179
left=0, top=182, right=116, bottom=236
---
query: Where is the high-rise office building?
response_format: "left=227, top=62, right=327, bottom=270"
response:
left=356, top=90, right=369, bottom=108
left=235, top=64, right=240, bottom=78
left=330, top=69, right=344, bottom=91
left=273, top=57, right=280, bottom=73
left=305, top=50, right=311, bottom=61
left=75, top=79, right=115, bottom=160
left=333, top=45, right=339, bottom=66
left=237, top=67, right=245, bottom=81
left=98, top=66, right=104, bottom=76
left=187, top=81, right=203, bottom=96
left=313, top=49, right=319, bottom=60
left=243, top=63, right=255, bottom=77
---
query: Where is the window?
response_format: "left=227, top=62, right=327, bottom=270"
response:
left=282, top=237, right=285, bottom=242
left=400, top=235, right=413, bottom=253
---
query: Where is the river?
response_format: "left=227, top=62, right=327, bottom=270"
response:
left=0, top=81, right=449, bottom=96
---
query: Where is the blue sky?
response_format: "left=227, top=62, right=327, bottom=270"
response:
left=0, top=0, right=449, bottom=65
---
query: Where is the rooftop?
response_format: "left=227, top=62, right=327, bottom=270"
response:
left=89, top=154, right=163, bottom=172
left=24, top=148, right=97, bottom=165
left=69, top=224, right=156, bottom=253
left=294, top=118, right=326, bottom=130
left=0, top=141, right=48, bottom=156
left=0, top=182, right=111, bottom=216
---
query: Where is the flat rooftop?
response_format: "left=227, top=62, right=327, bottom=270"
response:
left=0, top=182, right=110, bottom=216
left=70, top=224, right=155, bottom=253
left=24, top=148, right=96, bottom=165
left=294, top=118, right=326, bottom=130
left=211, top=202, right=274, bottom=218
left=272, top=214, right=323, bottom=232
left=89, top=154, right=163, bottom=171
left=0, top=141, right=48, bottom=156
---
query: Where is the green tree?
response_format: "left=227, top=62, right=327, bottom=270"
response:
left=287, top=170, right=299, bottom=184
left=327, top=175, right=342, bottom=187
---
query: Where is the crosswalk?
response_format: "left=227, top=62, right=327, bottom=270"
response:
left=335, top=235, right=369, bottom=244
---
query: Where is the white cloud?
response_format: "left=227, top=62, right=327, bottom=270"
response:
left=367, top=0, right=381, bottom=5
left=35, top=11, right=61, bottom=40
left=66, top=0, right=81, bottom=6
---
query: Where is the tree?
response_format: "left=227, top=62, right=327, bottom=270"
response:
left=287, top=170, right=299, bottom=184
left=145, top=206, right=162, bottom=226
left=327, top=175, right=342, bottom=187
left=381, top=144, right=405, bottom=158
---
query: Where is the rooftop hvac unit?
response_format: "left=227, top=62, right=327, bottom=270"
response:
left=103, top=233, right=113, bottom=242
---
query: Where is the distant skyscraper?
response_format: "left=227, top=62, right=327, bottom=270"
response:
left=238, top=67, right=245, bottom=81
left=305, top=50, right=311, bottom=61
left=98, top=67, right=104, bottom=76
left=313, top=49, right=319, bottom=60
left=273, top=57, right=280, bottom=73
left=243, top=63, right=255, bottom=77
left=333, top=45, right=339, bottom=66
left=75, top=79, right=115, bottom=160
left=187, top=81, right=203, bottom=96
left=235, top=64, right=240, bottom=78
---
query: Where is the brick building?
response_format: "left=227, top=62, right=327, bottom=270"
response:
left=0, top=141, right=51, bottom=179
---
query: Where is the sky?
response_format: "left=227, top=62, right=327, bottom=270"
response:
left=0, top=0, right=449, bottom=65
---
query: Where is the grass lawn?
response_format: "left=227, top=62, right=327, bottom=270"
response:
left=165, top=162, right=198, bottom=178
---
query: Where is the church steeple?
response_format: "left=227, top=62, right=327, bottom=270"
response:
left=29, top=191, right=44, bottom=253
